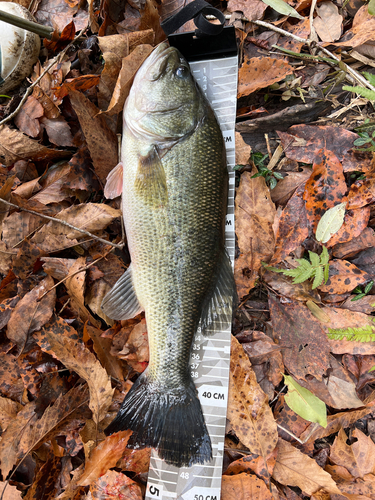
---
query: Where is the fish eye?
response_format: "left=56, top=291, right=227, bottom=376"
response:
left=175, top=66, right=189, bottom=78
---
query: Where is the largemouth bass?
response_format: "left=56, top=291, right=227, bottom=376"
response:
left=102, top=42, right=234, bottom=468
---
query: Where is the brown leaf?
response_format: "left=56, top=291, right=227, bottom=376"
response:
left=0, top=402, right=37, bottom=479
left=0, top=175, right=16, bottom=232
left=326, top=206, right=371, bottom=248
left=0, top=397, right=22, bottom=432
left=2, top=211, right=44, bottom=248
left=269, top=296, right=330, bottom=380
left=238, top=57, right=294, bottom=97
left=68, top=90, right=118, bottom=183
left=235, top=132, right=251, bottom=165
left=278, top=125, right=359, bottom=165
left=303, top=151, right=347, bottom=233
left=341, top=294, right=375, bottom=314
left=331, top=428, right=375, bottom=478
left=313, top=1, right=343, bottom=42
left=347, top=173, right=375, bottom=209
left=117, top=448, right=151, bottom=474
left=78, top=430, right=132, bottom=486
left=222, top=473, right=272, bottom=500
left=7, top=276, right=56, bottom=350
left=35, top=0, right=88, bottom=32
left=64, top=257, right=101, bottom=328
left=224, top=448, right=278, bottom=484
left=270, top=167, right=311, bottom=206
left=23, top=453, right=62, bottom=500
left=0, top=125, right=67, bottom=166
left=14, top=96, right=44, bottom=138
left=40, top=116, right=74, bottom=147
left=332, top=227, right=375, bottom=259
left=300, top=404, right=375, bottom=443
left=89, top=470, right=143, bottom=499
left=319, top=260, right=370, bottom=294
left=85, top=324, right=124, bottom=382
left=264, top=270, right=321, bottom=303
left=0, top=353, right=24, bottom=400
left=272, top=438, right=341, bottom=495
left=117, top=319, right=149, bottom=373
left=234, top=170, right=276, bottom=299
left=333, top=4, right=375, bottom=48
left=0, top=482, right=22, bottom=500
left=227, top=0, right=268, bottom=22
left=31, top=203, right=121, bottom=253
left=227, top=336, right=278, bottom=461
left=270, top=184, right=310, bottom=265
left=105, top=44, right=154, bottom=116
left=35, top=316, right=114, bottom=424
left=55, top=75, right=100, bottom=100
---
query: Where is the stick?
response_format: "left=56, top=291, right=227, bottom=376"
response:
left=38, top=247, right=115, bottom=300
left=0, top=25, right=88, bottom=127
left=0, top=9, right=53, bottom=39
left=0, top=197, right=124, bottom=249
left=206, top=14, right=375, bottom=92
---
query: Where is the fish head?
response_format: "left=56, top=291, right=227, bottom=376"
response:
left=124, top=43, right=203, bottom=143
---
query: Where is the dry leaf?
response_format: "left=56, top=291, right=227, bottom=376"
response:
left=7, top=275, right=56, bottom=350
left=89, top=469, right=143, bottom=499
left=78, top=430, right=132, bottom=486
left=227, top=336, right=278, bottom=462
left=222, top=473, right=272, bottom=500
left=234, top=169, right=276, bottom=299
left=35, top=316, right=114, bottom=424
left=238, top=57, right=294, bottom=97
left=313, top=1, right=343, bottom=42
left=272, top=438, right=342, bottom=495
left=330, top=428, right=375, bottom=478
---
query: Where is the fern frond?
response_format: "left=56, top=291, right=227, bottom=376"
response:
left=327, top=325, right=375, bottom=342
left=312, top=266, right=324, bottom=289
left=342, top=85, right=375, bottom=101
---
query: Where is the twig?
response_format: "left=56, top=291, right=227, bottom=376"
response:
left=0, top=197, right=124, bottom=249
left=309, top=0, right=318, bottom=44
left=0, top=9, right=53, bottom=39
left=38, top=247, right=115, bottom=300
left=207, top=14, right=375, bottom=92
left=0, top=25, right=88, bottom=126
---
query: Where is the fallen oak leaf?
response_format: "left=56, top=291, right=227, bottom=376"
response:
left=89, top=470, right=143, bottom=500
left=222, top=473, right=273, bottom=500
left=330, top=428, right=375, bottom=478
left=35, top=316, right=114, bottom=424
left=78, top=430, right=132, bottom=486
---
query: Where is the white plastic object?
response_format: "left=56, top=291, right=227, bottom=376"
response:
left=0, top=2, right=40, bottom=93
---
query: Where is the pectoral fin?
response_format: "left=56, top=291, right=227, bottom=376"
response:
left=200, top=250, right=236, bottom=335
left=101, top=264, right=143, bottom=320
left=135, top=146, right=167, bottom=206
left=104, top=162, right=123, bottom=199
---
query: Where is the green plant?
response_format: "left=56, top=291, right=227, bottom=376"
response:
left=265, top=246, right=329, bottom=289
left=327, top=325, right=375, bottom=342
left=351, top=280, right=374, bottom=301
left=251, top=152, right=283, bottom=189
left=343, top=72, right=375, bottom=103
left=353, top=130, right=375, bottom=152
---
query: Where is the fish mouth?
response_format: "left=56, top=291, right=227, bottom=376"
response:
left=143, top=42, right=179, bottom=81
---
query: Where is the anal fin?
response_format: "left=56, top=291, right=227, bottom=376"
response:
left=101, top=264, right=143, bottom=320
left=200, top=250, right=236, bottom=335
left=135, top=146, right=167, bottom=206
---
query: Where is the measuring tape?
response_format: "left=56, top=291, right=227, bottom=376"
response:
left=145, top=27, right=238, bottom=500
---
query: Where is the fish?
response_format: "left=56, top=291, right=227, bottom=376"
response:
left=101, top=42, right=234, bottom=468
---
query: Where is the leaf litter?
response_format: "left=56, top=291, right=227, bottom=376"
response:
left=1, top=0, right=375, bottom=499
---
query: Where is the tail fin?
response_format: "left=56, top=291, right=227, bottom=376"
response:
left=104, top=372, right=212, bottom=467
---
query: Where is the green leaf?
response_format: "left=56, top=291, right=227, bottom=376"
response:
left=269, top=176, right=277, bottom=190
left=284, top=375, right=327, bottom=427
left=319, top=246, right=330, bottom=266
left=316, top=203, right=346, bottom=243
left=261, top=0, right=304, bottom=18
left=365, top=280, right=374, bottom=294
left=354, top=137, right=371, bottom=146
left=368, top=0, right=375, bottom=17
left=309, top=251, right=320, bottom=267
left=312, top=266, right=324, bottom=289
left=369, top=364, right=375, bottom=372
left=342, top=85, right=375, bottom=101
left=364, top=71, right=375, bottom=86
left=351, top=293, right=366, bottom=301
left=273, top=172, right=284, bottom=180
left=324, top=263, right=329, bottom=284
